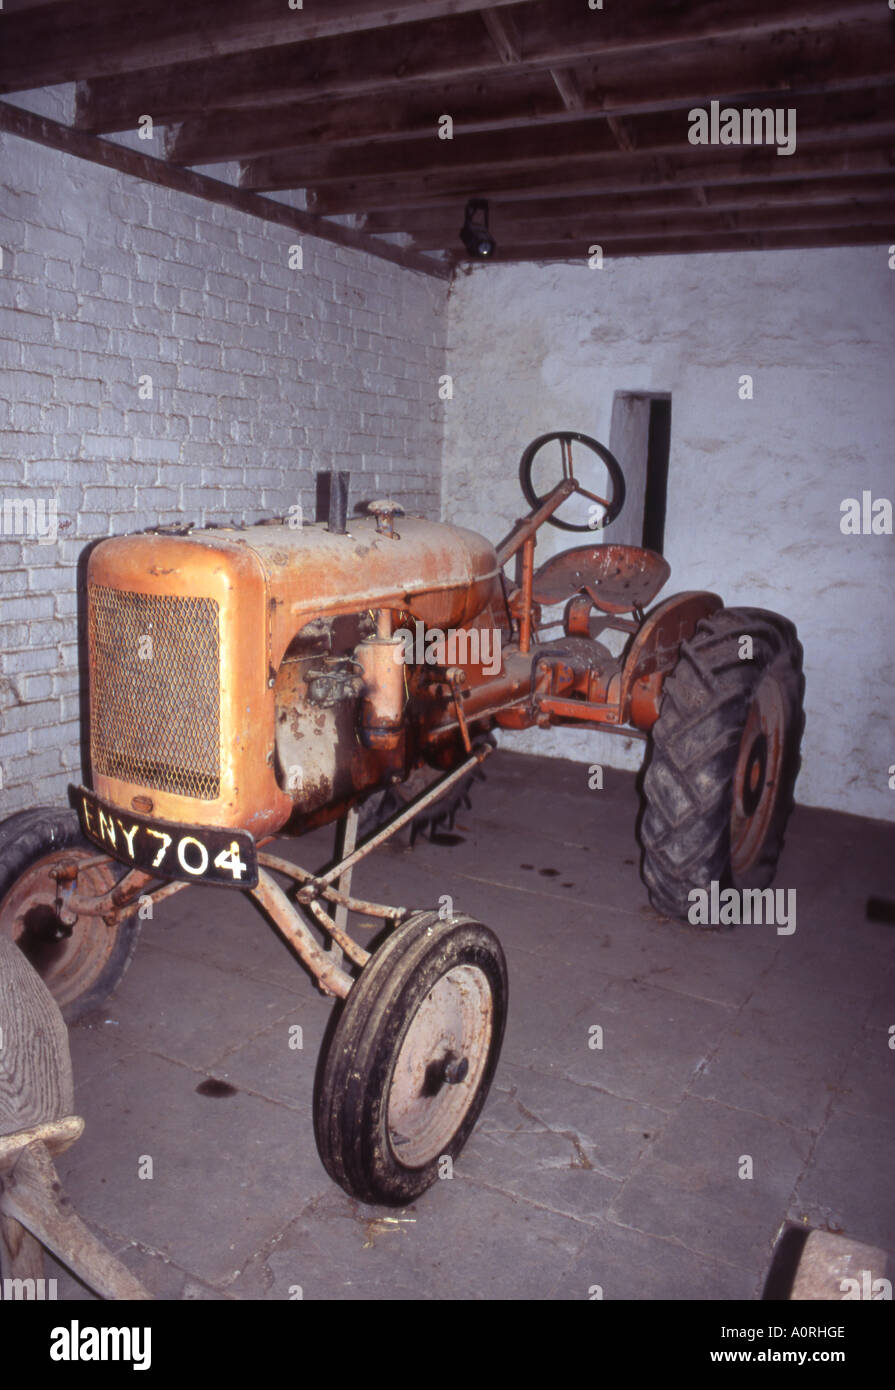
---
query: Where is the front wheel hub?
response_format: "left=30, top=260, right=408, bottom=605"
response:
left=442, top=1054, right=470, bottom=1086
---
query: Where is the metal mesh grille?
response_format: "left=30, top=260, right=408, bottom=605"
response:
left=89, top=585, right=221, bottom=800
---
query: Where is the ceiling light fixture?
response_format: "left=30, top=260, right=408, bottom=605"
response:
left=459, top=198, right=496, bottom=258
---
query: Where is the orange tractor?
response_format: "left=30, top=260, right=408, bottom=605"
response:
left=0, top=433, right=804, bottom=1204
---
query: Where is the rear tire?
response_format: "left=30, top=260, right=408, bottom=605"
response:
left=640, top=608, right=804, bottom=922
left=0, top=808, right=141, bottom=1022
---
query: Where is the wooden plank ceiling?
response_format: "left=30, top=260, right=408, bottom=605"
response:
left=2, top=0, right=893, bottom=267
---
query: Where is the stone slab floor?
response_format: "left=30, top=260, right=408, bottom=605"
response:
left=43, top=750, right=894, bottom=1301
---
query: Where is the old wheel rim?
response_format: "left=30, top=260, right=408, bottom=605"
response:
left=0, top=850, right=120, bottom=1008
left=387, top=964, right=493, bottom=1169
left=730, top=676, right=786, bottom=877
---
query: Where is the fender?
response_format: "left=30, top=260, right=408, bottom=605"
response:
left=621, top=590, right=723, bottom=730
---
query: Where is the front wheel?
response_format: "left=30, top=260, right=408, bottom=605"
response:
left=640, top=608, right=805, bottom=922
left=314, top=910, right=507, bottom=1205
left=0, top=808, right=142, bottom=1022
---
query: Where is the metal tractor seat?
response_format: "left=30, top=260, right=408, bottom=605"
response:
left=531, top=543, right=671, bottom=615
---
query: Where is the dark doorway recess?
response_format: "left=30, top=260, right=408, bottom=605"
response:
left=608, top=391, right=671, bottom=555
left=643, top=396, right=671, bottom=555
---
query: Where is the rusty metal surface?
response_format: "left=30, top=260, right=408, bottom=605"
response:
left=254, top=516, right=502, bottom=653
left=495, top=476, right=577, bottom=567
left=84, top=485, right=723, bottom=873
left=0, top=850, right=124, bottom=1011
left=251, top=756, right=494, bottom=985
left=519, top=536, right=535, bottom=654
left=257, top=851, right=407, bottom=921
left=304, top=746, right=493, bottom=896
left=87, top=516, right=501, bottom=842
left=531, top=543, right=671, bottom=613
left=532, top=694, right=646, bottom=735
left=274, top=655, right=380, bottom=815
left=87, top=529, right=283, bottom=838
left=730, top=673, right=786, bottom=876
left=619, top=590, right=724, bottom=726
left=305, top=896, right=370, bottom=970
left=89, top=586, right=221, bottom=801
left=249, top=869, right=353, bottom=999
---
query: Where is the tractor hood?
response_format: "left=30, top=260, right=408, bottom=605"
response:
left=84, top=515, right=502, bottom=837
left=90, top=515, right=501, bottom=668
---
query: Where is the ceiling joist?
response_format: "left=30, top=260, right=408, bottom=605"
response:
left=239, top=88, right=895, bottom=194
left=367, top=170, right=895, bottom=228
left=73, top=0, right=885, bottom=134
left=163, top=20, right=893, bottom=168
left=485, top=223, right=893, bottom=262
left=0, top=0, right=521, bottom=92
left=4, top=0, right=892, bottom=264
left=306, top=140, right=895, bottom=217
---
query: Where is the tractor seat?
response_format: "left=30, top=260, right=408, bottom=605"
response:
left=531, top=543, right=671, bottom=615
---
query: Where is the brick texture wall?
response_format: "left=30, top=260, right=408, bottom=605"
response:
left=0, top=93, right=448, bottom=815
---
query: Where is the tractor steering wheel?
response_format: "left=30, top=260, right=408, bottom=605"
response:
left=519, top=431, right=626, bottom=532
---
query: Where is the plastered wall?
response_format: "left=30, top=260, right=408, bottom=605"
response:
left=443, top=248, right=895, bottom=821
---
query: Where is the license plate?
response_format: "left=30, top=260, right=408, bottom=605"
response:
left=76, top=788, right=259, bottom=889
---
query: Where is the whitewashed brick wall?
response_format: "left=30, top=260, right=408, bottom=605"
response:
left=0, top=91, right=448, bottom=814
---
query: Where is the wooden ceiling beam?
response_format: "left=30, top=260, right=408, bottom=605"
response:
left=0, top=101, right=449, bottom=281
left=481, top=9, right=524, bottom=66
left=167, top=72, right=561, bottom=166
left=0, top=0, right=522, bottom=92
left=4, top=0, right=75, bottom=11
left=75, top=0, right=885, bottom=133
left=421, top=199, right=895, bottom=251
left=471, top=223, right=893, bottom=261
left=240, top=89, right=895, bottom=192
left=365, top=173, right=895, bottom=240
left=549, top=67, right=584, bottom=114
left=76, top=11, right=495, bottom=133
left=165, top=18, right=895, bottom=167
left=307, top=141, right=895, bottom=216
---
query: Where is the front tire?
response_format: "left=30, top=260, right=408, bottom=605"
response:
left=315, top=910, right=507, bottom=1205
left=0, top=808, right=142, bottom=1022
left=640, top=608, right=804, bottom=922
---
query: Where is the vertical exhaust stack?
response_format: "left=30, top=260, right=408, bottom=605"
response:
left=316, top=470, right=350, bottom=534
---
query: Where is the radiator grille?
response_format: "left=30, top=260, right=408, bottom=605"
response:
left=88, top=585, right=221, bottom=800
